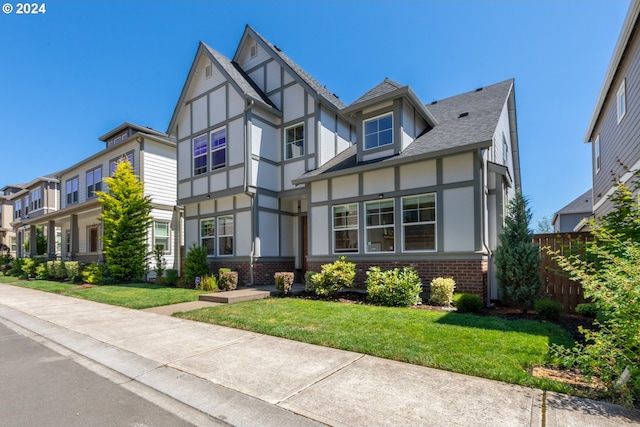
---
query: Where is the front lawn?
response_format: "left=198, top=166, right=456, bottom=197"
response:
left=175, top=297, right=577, bottom=394
left=0, top=276, right=205, bottom=309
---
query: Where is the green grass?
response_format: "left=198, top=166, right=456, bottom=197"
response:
left=175, top=298, right=577, bottom=394
left=0, top=276, right=205, bottom=309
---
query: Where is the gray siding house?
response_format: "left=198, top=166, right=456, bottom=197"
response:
left=585, top=0, right=640, bottom=217
left=552, top=189, right=592, bottom=232
left=169, top=26, right=522, bottom=302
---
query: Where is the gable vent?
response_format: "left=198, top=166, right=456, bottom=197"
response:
left=458, top=111, right=469, bottom=118
left=250, top=42, right=258, bottom=58
left=205, top=63, right=213, bottom=79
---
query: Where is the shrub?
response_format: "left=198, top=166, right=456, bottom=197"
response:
left=183, top=243, right=210, bottom=287
left=575, top=303, right=598, bottom=318
left=82, top=263, right=103, bottom=285
left=166, top=269, right=179, bottom=286
left=429, top=277, right=455, bottom=306
left=0, top=251, right=13, bottom=275
left=274, top=272, right=295, bottom=295
left=366, top=266, right=422, bottom=307
left=65, top=262, right=80, bottom=283
left=218, top=270, right=238, bottom=291
left=47, top=261, right=67, bottom=280
left=35, top=263, right=49, bottom=280
left=9, top=258, right=26, bottom=278
left=197, top=274, right=218, bottom=292
left=304, top=271, right=317, bottom=292
left=153, top=246, right=166, bottom=280
left=454, top=293, right=483, bottom=313
left=534, top=298, right=562, bottom=321
left=22, top=258, right=40, bottom=278
left=312, top=256, right=356, bottom=297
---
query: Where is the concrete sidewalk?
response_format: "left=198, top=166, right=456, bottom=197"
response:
left=0, top=283, right=639, bottom=427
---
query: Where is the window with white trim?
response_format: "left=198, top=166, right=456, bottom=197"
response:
left=285, top=123, right=304, bottom=160
left=217, top=215, right=234, bottom=255
left=210, top=127, right=226, bottom=170
left=108, top=132, right=128, bottom=147
left=14, top=199, right=22, bottom=219
left=86, top=167, right=102, bottom=198
left=365, top=199, right=394, bottom=253
left=193, top=134, right=208, bottom=175
left=402, top=194, right=436, bottom=251
left=154, top=221, right=170, bottom=252
left=200, top=216, right=233, bottom=256
left=333, top=203, right=359, bottom=253
left=617, top=79, right=626, bottom=123
left=10, top=236, right=16, bottom=253
left=31, top=188, right=42, bottom=211
left=364, top=113, right=393, bottom=150
left=65, top=231, right=71, bottom=256
left=24, top=195, right=29, bottom=216
left=66, top=177, right=79, bottom=205
left=594, top=135, right=601, bottom=174
left=502, top=133, right=509, bottom=165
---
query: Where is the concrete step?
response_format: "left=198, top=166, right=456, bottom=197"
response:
left=199, top=288, right=275, bottom=304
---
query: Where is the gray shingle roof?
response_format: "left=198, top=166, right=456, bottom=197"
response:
left=555, top=189, right=592, bottom=215
left=351, top=78, right=404, bottom=105
left=202, top=42, right=277, bottom=110
left=295, top=79, right=514, bottom=182
left=248, top=27, right=346, bottom=110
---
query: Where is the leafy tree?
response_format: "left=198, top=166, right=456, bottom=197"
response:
left=550, top=173, right=640, bottom=406
left=97, top=160, right=152, bottom=282
left=535, top=215, right=554, bottom=234
left=494, top=190, right=541, bottom=312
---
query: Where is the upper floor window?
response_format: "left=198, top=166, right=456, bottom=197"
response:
left=110, top=152, right=134, bottom=176
left=402, top=193, right=436, bottom=252
left=66, top=177, right=79, bottom=205
left=285, top=123, right=304, bottom=160
left=211, top=127, right=226, bottom=170
left=24, top=195, right=29, bottom=215
left=365, top=199, right=394, bottom=253
left=193, top=134, right=208, bottom=175
left=31, top=188, right=42, bottom=211
left=86, top=167, right=102, bottom=198
left=333, top=203, right=359, bottom=253
left=594, top=135, right=601, bottom=174
left=502, top=133, right=509, bottom=165
left=108, top=132, right=128, bottom=147
left=617, top=79, right=626, bottom=124
left=14, top=200, right=22, bottom=219
left=364, top=113, right=393, bottom=150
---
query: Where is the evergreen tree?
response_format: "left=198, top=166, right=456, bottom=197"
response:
left=494, top=190, right=541, bottom=312
left=97, top=160, right=152, bottom=282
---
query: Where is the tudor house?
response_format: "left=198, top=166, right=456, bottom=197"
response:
left=169, top=25, right=521, bottom=302
left=23, top=123, right=181, bottom=277
left=585, top=0, right=640, bottom=217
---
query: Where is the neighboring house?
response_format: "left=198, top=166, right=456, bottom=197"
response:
left=25, top=123, right=181, bottom=276
left=0, top=184, right=25, bottom=257
left=168, top=25, right=521, bottom=302
left=8, top=177, right=60, bottom=258
left=552, top=189, right=592, bottom=232
left=585, top=0, right=640, bottom=217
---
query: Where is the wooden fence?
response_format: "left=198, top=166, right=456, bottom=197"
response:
left=532, top=232, right=591, bottom=313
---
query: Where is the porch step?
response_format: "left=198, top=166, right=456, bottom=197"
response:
left=199, top=288, right=275, bottom=304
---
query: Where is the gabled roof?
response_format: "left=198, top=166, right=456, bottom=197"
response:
left=99, top=122, right=171, bottom=143
left=584, top=0, right=640, bottom=142
left=235, top=26, right=346, bottom=111
left=293, top=79, right=515, bottom=184
left=554, top=189, right=592, bottom=216
left=166, top=41, right=279, bottom=134
left=343, top=78, right=438, bottom=127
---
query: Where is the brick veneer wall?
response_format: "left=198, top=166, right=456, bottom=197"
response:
left=307, top=259, right=488, bottom=303
left=207, top=260, right=295, bottom=286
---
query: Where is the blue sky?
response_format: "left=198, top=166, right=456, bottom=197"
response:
left=0, top=0, right=631, bottom=226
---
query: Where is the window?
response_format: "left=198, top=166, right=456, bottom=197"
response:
left=14, top=200, right=22, bottom=219
left=502, top=133, right=509, bottom=165
left=154, top=221, right=170, bottom=252
left=365, top=200, right=394, bottom=253
left=31, top=188, right=42, bottom=211
left=217, top=216, right=234, bottom=255
left=284, top=123, right=304, bottom=159
left=108, top=132, right=128, bottom=147
left=200, top=215, right=233, bottom=256
left=65, top=231, right=71, bottom=256
left=24, top=195, right=29, bottom=216
left=86, top=167, right=102, bottom=198
left=210, top=127, right=226, bottom=170
left=88, top=225, right=99, bottom=253
left=193, top=134, right=208, bottom=175
left=10, top=236, right=16, bottom=253
left=66, top=177, right=79, bottom=205
left=364, top=113, right=393, bottom=150
left=110, top=152, right=134, bottom=176
left=402, top=194, right=436, bottom=251
left=617, top=79, right=626, bottom=123
left=333, top=203, right=359, bottom=253
left=595, top=135, right=601, bottom=173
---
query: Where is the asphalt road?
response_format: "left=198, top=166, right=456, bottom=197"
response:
left=0, top=321, right=217, bottom=427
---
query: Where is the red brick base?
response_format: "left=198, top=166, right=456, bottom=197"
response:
left=307, top=259, right=488, bottom=303
left=207, top=259, right=295, bottom=286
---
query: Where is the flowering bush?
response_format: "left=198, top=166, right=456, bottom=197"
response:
left=366, top=266, right=422, bottom=307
